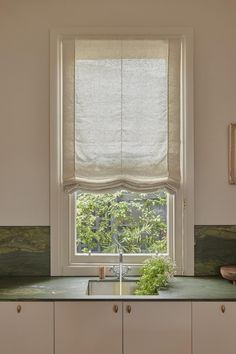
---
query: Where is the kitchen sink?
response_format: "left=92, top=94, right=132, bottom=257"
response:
left=87, top=279, right=138, bottom=296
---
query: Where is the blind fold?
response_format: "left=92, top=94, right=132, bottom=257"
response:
left=63, top=38, right=181, bottom=193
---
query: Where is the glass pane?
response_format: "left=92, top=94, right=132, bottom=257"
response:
left=75, top=190, right=167, bottom=254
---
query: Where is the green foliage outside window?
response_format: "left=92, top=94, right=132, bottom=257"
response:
left=76, top=191, right=167, bottom=254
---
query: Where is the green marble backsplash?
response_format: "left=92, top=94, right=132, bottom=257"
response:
left=0, top=226, right=50, bottom=276
left=0, top=225, right=235, bottom=276
left=195, top=225, right=236, bottom=276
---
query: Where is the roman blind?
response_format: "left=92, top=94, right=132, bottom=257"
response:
left=62, top=38, right=181, bottom=193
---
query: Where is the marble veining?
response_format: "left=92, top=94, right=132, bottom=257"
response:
left=0, top=276, right=236, bottom=301
left=0, top=226, right=50, bottom=276
left=0, top=225, right=236, bottom=277
left=195, top=225, right=236, bottom=276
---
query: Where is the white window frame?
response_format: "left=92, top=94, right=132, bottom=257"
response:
left=69, top=192, right=173, bottom=267
left=50, top=27, right=194, bottom=276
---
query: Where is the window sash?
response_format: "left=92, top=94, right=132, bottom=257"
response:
left=69, top=193, right=174, bottom=265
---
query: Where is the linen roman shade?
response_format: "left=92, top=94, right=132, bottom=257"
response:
left=62, top=38, right=181, bottom=193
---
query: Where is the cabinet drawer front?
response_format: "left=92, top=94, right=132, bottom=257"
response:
left=55, top=301, right=122, bottom=354
left=0, top=302, right=53, bottom=354
left=123, top=301, right=191, bottom=354
left=192, top=301, right=236, bottom=354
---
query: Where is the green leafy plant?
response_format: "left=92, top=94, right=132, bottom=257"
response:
left=135, top=256, right=175, bottom=295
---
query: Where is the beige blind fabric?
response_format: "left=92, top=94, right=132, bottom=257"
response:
left=63, top=38, right=181, bottom=193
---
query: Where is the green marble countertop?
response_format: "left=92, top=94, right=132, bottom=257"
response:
left=0, top=276, right=235, bottom=301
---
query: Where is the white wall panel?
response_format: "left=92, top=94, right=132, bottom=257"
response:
left=0, top=0, right=236, bottom=224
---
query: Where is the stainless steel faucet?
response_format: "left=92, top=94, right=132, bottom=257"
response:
left=109, top=251, right=130, bottom=279
left=119, top=251, right=123, bottom=264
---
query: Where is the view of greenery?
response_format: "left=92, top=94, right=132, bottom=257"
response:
left=76, top=191, right=167, bottom=254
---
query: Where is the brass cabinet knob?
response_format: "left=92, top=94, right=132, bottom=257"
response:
left=221, top=304, right=226, bottom=313
left=126, top=305, right=131, bottom=314
left=16, top=305, right=22, bottom=313
left=113, top=304, right=119, bottom=313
